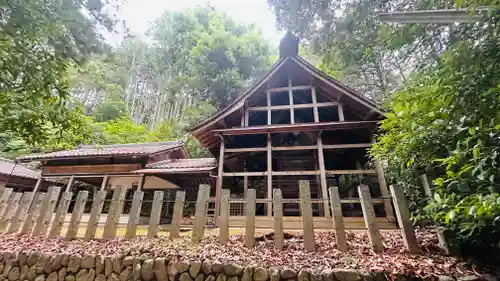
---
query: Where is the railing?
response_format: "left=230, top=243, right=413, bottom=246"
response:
left=0, top=179, right=419, bottom=254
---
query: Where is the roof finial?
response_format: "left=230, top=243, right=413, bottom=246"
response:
left=279, top=31, right=300, bottom=58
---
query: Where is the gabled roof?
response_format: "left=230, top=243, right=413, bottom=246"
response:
left=131, top=158, right=217, bottom=174
left=17, top=141, right=186, bottom=162
left=0, top=158, right=40, bottom=179
left=189, top=55, right=384, bottom=149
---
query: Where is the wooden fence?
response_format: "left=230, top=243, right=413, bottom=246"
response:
left=0, top=180, right=419, bottom=253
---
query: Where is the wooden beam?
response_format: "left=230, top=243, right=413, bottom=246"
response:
left=323, top=143, right=372, bottom=149
left=248, top=102, right=338, bottom=112
left=267, top=134, right=272, bottom=216
left=272, top=145, right=317, bottom=151
left=272, top=171, right=320, bottom=176
left=269, top=85, right=312, bottom=93
left=215, top=138, right=225, bottom=220
left=326, top=169, right=377, bottom=175
left=288, top=78, right=295, bottom=124
left=211, top=120, right=378, bottom=136
left=223, top=172, right=267, bottom=177
left=42, top=164, right=141, bottom=176
left=225, top=147, right=267, bottom=153
left=316, top=134, right=331, bottom=218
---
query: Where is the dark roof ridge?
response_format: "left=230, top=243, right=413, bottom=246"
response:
left=77, top=141, right=183, bottom=149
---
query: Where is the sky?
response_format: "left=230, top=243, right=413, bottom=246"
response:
left=107, top=0, right=285, bottom=46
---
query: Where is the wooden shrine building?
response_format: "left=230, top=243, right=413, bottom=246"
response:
left=11, top=33, right=396, bottom=230
left=190, top=32, right=395, bottom=228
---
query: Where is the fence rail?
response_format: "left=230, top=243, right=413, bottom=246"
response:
left=0, top=180, right=419, bottom=253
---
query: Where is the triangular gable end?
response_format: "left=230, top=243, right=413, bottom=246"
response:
left=190, top=56, right=384, bottom=150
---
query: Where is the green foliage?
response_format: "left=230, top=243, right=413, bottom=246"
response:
left=93, top=97, right=128, bottom=122
left=372, top=10, right=500, bottom=255
left=0, top=0, right=117, bottom=145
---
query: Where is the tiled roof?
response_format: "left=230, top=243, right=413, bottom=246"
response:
left=147, top=158, right=217, bottom=169
left=0, top=159, right=40, bottom=179
left=17, top=141, right=184, bottom=162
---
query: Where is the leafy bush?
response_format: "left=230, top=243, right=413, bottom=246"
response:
left=372, top=11, right=500, bottom=256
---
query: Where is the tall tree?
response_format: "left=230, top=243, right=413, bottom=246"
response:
left=0, top=0, right=119, bottom=144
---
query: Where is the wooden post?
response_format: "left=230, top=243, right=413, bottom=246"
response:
left=102, top=185, right=126, bottom=239
left=0, top=188, right=13, bottom=218
left=215, top=137, right=225, bottom=221
left=316, top=133, right=331, bottom=218
left=137, top=174, right=145, bottom=190
left=0, top=192, right=22, bottom=230
left=147, top=191, right=164, bottom=237
left=374, top=159, right=395, bottom=221
left=358, top=184, right=383, bottom=252
left=390, top=185, right=420, bottom=254
left=311, top=87, right=319, bottom=122
left=192, top=184, right=210, bottom=242
left=125, top=190, right=144, bottom=238
left=267, top=134, right=272, bottom=216
left=5, top=191, right=33, bottom=233
left=7, top=177, right=44, bottom=233
left=245, top=189, right=256, bottom=248
left=328, top=186, right=347, bottom=251
left=48, top=191, right=73, bottom=237
left=299, top=180, right=315, bottom=251
left=243, top=175, right=248, bottom=213
left=19, top=193, right=45, bottom=235
left=66, top=191, right=89, bottom=239
left=337, top=103, right=344, bottom=121
left=32, top=186, right=61, bottom=236
left=273, top=189, right=284, bottom=250
left=170, top=190, right=186, bottom=238
left=84, top=190, right=106, bottom=240
left=288, top=78, right=295, bottom=124
left=420, top=174, right=433, bottom=198
left=267, top=90, right=272, bottom=125
left=218, top=189, right=230, bottom=244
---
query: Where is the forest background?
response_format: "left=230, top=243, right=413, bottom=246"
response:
left=1, top=0, right=499, bottom=258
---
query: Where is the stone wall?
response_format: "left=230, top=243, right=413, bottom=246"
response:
left=0, top=252, right=475, bottom=281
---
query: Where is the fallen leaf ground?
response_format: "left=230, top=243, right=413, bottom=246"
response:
left=0, top=229, right=476, bottom=278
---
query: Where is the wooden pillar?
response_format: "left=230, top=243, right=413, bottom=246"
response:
left=267, top=134, right=272, bottom=216
left=0, top=188, right=13, bottom=217
left=215, top=137, right=225, bottom=221
left=0, top=192, right=22, bottom=231
left=19, top=192, right=45, bottom=235
left=137, top=174, right=145, bottom=190
left=311, top=87, right=319, bottom=122
left=316, top=133, right=331, bottom=217
left=299, top=180, right=315, bottom=251
left=337, top=103, right=344, bottom=121
left=218, top=189, right=230, bottom=244
left=374, top=159, right=395, bottom=221
left=102, top=185, right=126, bottom=239
left=272, top=188, right=284, bottom=250
left=6, top=191, right=34, bottom=233
left=390, top=185, right=420, bottom=253
left=84, top=175, right=109, bottom=240
left=147, top=191, right=164, bottom=237
left=358, top=184, right=383, bottom=252
left=48, top=190, right=73, bottom=237
left=267, top=90, right=271, bottom=125
left=245, top=189, right=256, bottom=248
left=288, top=78, right=295, bottom=124
left=66, top=190, right=89, bottom=239
left=125, top=189, right=144, bottom=238
left=192, top=184, right=210, bottom=242
left=32, top=186, right=61, bottom=236
left=328, top=186, right=347, bottom=251
left=33, top=177, right=44, bottom=193
left=170, top=190, right=186, bottom=238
